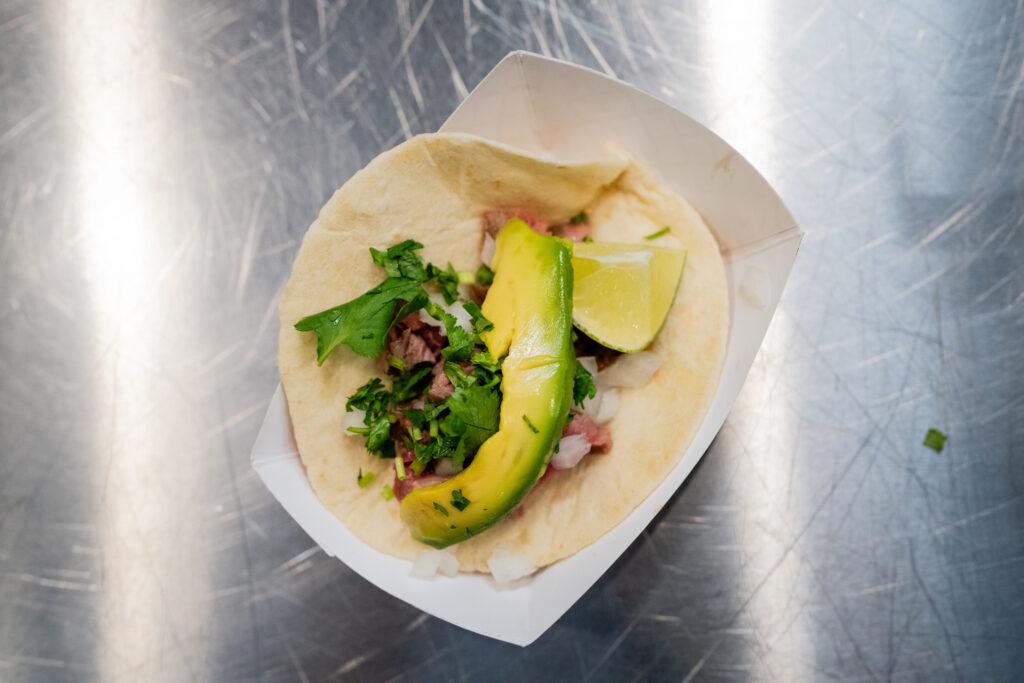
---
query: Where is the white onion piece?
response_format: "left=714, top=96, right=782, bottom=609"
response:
left=597, top=352, right=663, bottom=389
left=740, top=265, right=771, bottom=310
left=450, top=302, right=473, bottom=333
left=433, top=457, right=461, bottom=477
left=487, top=547, right=536, bottom=585
left=481, top=233, right=496, bottom=267
left=422, top=292, right=474, bottom=335
left=437, top=550, right=459, bottom=577
left=594, top=388, right=620, bottom=424
left=341, top=409, right=366, bottom=435
left=550, top=435, right=591, bottom=470
left=410, top=549, right=459, bottom=578
left=577, top=356, right=598, bottom=377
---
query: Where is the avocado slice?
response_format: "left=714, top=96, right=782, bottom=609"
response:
left=399, top=219, right=575, bottom=547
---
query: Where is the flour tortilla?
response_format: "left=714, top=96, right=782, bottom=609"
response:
left=278, top=133, right=728, bottom=572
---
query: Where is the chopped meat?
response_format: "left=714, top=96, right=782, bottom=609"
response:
left=484, top=209, right=550, bottom=236
left=563, top=413, right=612, bottom=452
left=419, top=325, right=446, bottom=352
left=427, top=361, right=454, bottom=401
left=387, top=326, right=436, bottom=367
left=556, top=221, right=591, bottom=242
left=395, top=439, right=415, bottom=464
left=394, top=473, right=444, bottom=501
left=400, top=311, right=429, bottom=331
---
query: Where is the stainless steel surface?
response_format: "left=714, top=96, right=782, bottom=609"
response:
left=1, top=0, right=1021, bottom=680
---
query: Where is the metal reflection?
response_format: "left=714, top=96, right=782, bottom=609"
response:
left=705, top=1, right=811, bottom=676
left=66, top=0, right=207, bottom=678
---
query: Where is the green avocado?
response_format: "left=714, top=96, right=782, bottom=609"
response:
left=399, top=219, right=575, bottom=547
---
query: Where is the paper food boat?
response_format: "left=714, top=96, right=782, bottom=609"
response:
left=251, top=51, right=801, bottom=646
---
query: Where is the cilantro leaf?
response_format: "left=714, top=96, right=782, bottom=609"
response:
left=426, top=301, right=475, bottom=361
left=346, top=377, right=387, bottom=414
left=447, top=384, right=500, bottom=458
left=462, top=301, right=494, bottom=333
left=443, top=361, right=476, bottom=389
left=295, top=277, right=425, bottom=363
left=442, top=326, right=474, bottom=361
left=451, top=489, right=471, bottom=511
left=923, top=428, right=947, bottom=453
left=471, top=350, right=501, bottom=373
left=370, top=240, right=428, bottom=281
left=391, top=365, right=434, bottom=404
left=569, top=211, right=588, bottom=224
left=475, top=264, right=494, bottom=285
left=573, top=360, right=597, bottom=406
left=427, top=262, right=461, bottom=304
left=363, top=416, right=393, bottom=456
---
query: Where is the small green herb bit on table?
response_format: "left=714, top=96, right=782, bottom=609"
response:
left=923, top=428, right=947, bottom=453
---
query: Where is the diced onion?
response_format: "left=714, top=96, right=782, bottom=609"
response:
left=481, top=234, right=496, bottom=267
left=740, top=265, right=771, bottom=310
left=410, top=549, right=460, bottom=578
left=422, top=292, right=473, bottom=336
left=487, top=547, right=536, bottom=585
left=577, top=356, right=598, bottom=377
left=450, top=302, right=473, bottom=333
left=597, top=352, right=663, bottom=389
left=433, top=457, right=462, bottom=477
left=550, top=435, right=591, bottom=470
left=341, top=409, right=366, bottom=434
left=593, top=388, right=620, bottom=424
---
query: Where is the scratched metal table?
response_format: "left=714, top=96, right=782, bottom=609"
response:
left=1, top=1, right=1022, bottom=681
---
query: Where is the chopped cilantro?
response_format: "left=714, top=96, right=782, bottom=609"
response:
left=425, top=301, right=475, bottom=361
left=432, top=502, right=449, bottom=516
left=471, top=350, right=501, bottom=373
left=395, top=457, right=406, bottom=481
left=346, top=377, right=389, bottom=422
left=923, top=428, right=947, bottom=453
left=443, top=361, right=476, bottom=389
left=569, top=211, right=588, bottom=224
left=356, top=468, right=375, bottom=488
left=380, top=484, right=394, bottom=501
left=427, top=262, right=461, bottom=304
left=387, top=355, right=406, bottom=372
left=391, top=365, right=434, bottom=404
left=462, top=301, right=494, bottom=333
left=294, top=277, right=426, bottom=364
left=363, top=416, right=393, bottom=456
left=573, top=360, right=597, bottom=406
left=451, top=489, right=471, bottom=511
left=644, top=226, right=671, bottom=240
left=447, top=384, right=500, bottom=462
left=522, top=414, right=539, bottom=434
left=475, top=264, right=495, bottom=285
left=369, top=240, right=428, bottom=281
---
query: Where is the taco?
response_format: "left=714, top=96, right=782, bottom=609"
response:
left=278, top=133, right=728, bottom=575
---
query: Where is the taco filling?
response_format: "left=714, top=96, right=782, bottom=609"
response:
left=295, top=209, right=684, bottom=549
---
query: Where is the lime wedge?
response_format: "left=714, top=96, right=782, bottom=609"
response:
left=570, top=241, right=687, bottom=352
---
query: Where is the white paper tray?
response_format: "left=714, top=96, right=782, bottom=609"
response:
left=251, top=51, right=801, bottom=646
